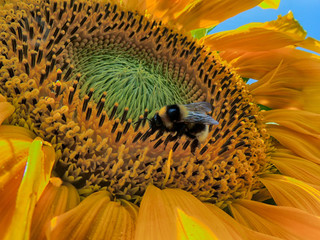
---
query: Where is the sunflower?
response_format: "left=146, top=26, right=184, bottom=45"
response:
left=1, top=0, right=320, bottom=239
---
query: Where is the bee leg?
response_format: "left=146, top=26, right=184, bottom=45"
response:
left=190, top=139, right=199, bottom=155
left=171, top=124, right=187, bottom=141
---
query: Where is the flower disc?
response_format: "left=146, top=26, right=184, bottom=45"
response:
left=0, top=0, right=272, bottom=207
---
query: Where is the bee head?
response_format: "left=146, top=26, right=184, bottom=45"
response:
left=149, top=113, right=163, bottom=130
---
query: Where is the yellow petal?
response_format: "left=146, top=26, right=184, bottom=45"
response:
left=122, top=0, right=146, bottom=13
left=0, top=102, right=15, bottom=125
left=0, top=125, right=36, bottom=140
left=135, top=185, right=241, bottom=240
left=0, top=137, right=33, bottom=240
left=5, top=138, right=55, bottom=240
left=48, top=191, right=137, bottom=240
left=259, top=0, right=280, bottom=9
left=175, top=0, right=264, bottom=31
left=252, top=87, right=303, bottom=110
left=31, top=178, right=80, bottom=240
left=145, top=0, right=263, bottom=31
left=205, top=12, right=306, bottom=52
left=267, top=125, right=320, bottom=164
left=271, top=149, right=320, bottom=186
left=225, top=47, right=320, bottom=88
left=260, top=174, right=320, bottom=216
left=298, top=37, right=320, bottom=54
left=0, top=94, right=6, bottom=102
left=205, top=203, right=281, bottom=240
left=177, top=208, right=218, bottom=240
left=218, top=48, right=320, bottom=113
left=230, top=199, right=320, bottom=239
left=144, top=0, right=191, bottom=24
left=263, top=109, right=320, bottom=138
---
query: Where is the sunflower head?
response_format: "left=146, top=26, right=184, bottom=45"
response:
left=4, top=0, right=320, bottom=239
left=0, top=0, right=275, bottom=207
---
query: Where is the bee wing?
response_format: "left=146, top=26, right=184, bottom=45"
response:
left=183, top=112, right=219, bottom=125
left=184, top=102, right=212, bottom=113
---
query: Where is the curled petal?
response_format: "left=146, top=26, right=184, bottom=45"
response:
left=175, top=0, right=264, bottom=31
left=5, top=138, right=55, bottom=240
left=267, top=125, right=320, bottom=164
left=48, top=191, right=137, bottom=240
left=205, top=203, right=281, bottom=240
left=0, top=125, right=36, bottom=140
left=205, top=12, right=306, bottom=52
left=230, top=199, right=320, bottom=239
left=297, top=37, right=320, bottom=54
left=145, top=0, right=263, bottom=31
left=31, top=178, right=80, bottom=240
left=271, top=149, right=320, bottom=186
left=0, top=137, right=33, bottom=240
left=263, top=110, right=320, bottom=139
left=260, top=174, right=320, bottom=216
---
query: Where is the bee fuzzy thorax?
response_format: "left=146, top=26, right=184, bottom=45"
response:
left=158, top=104, right=186, bottom=129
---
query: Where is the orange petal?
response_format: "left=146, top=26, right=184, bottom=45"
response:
left=267, top=125, right=320, bottom=164
left=5, top=138, right=55, bottom=240
left=144, top=0, right=191, bottom=24
left=230, top=199, right=320, bottom=239
left=224, top=47, right=320, bottom=113
left=260, top=174, right=320, bottom=216
left=271, top=149, right=320, bottom=186
left=177, top=208, right=218, bottom=240
left=263, top=109, right=320, bottom=138
left=0, top=102, right=15, bottom=125
left=175, top=0, right=264, bottom=31
left=48, top=191, right=137, bottom=240
left=0, top=125, right=36, bottom=140
left=298, top=37, right=320, bottom=54
left=218, top=47, right=320, bottom=113
left=205, top=203, right=281, bottom=240
left=0, top=137, right=33, bottom=240
left=224, top=47, right=320, bottom=88
left=121, top=0, right=146, bottom=13
left=205, top=12, right=306, bottom=52
left=252, top=87, right=303, bottom=110
left=31, top=178, right=80, bottom=240
left=145, top=0, right=263, bottom=31
left=135, top=185, right=242, bottom=240
left=0, top=94, right=6, bottom=102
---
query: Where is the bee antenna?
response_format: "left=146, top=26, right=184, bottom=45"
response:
left=134, top=117, right=150, bottom=125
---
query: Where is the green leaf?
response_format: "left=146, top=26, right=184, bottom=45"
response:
left=242, top=77, right=249, bottom=83
left=258, top=104, right=272, bottom=111
left=191, top=26, right=216, bottom=39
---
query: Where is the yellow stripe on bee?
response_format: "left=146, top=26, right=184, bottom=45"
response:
left=158, top=107, right=166, bottom=117
left=159, top=106, right=173, bottom=129
left=178, top=105, right=188, bottom=119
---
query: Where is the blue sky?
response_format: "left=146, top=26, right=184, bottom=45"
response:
left=213, top=0, right=320, bottom=40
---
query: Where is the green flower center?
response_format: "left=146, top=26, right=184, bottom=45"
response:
left=71, top=42, right=190, bottom=119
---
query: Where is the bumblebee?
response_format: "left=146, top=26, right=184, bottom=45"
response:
left=148, top=102, right=218, bottom=153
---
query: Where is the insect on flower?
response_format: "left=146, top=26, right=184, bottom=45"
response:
left=144, top=102, right=218, bottom=153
